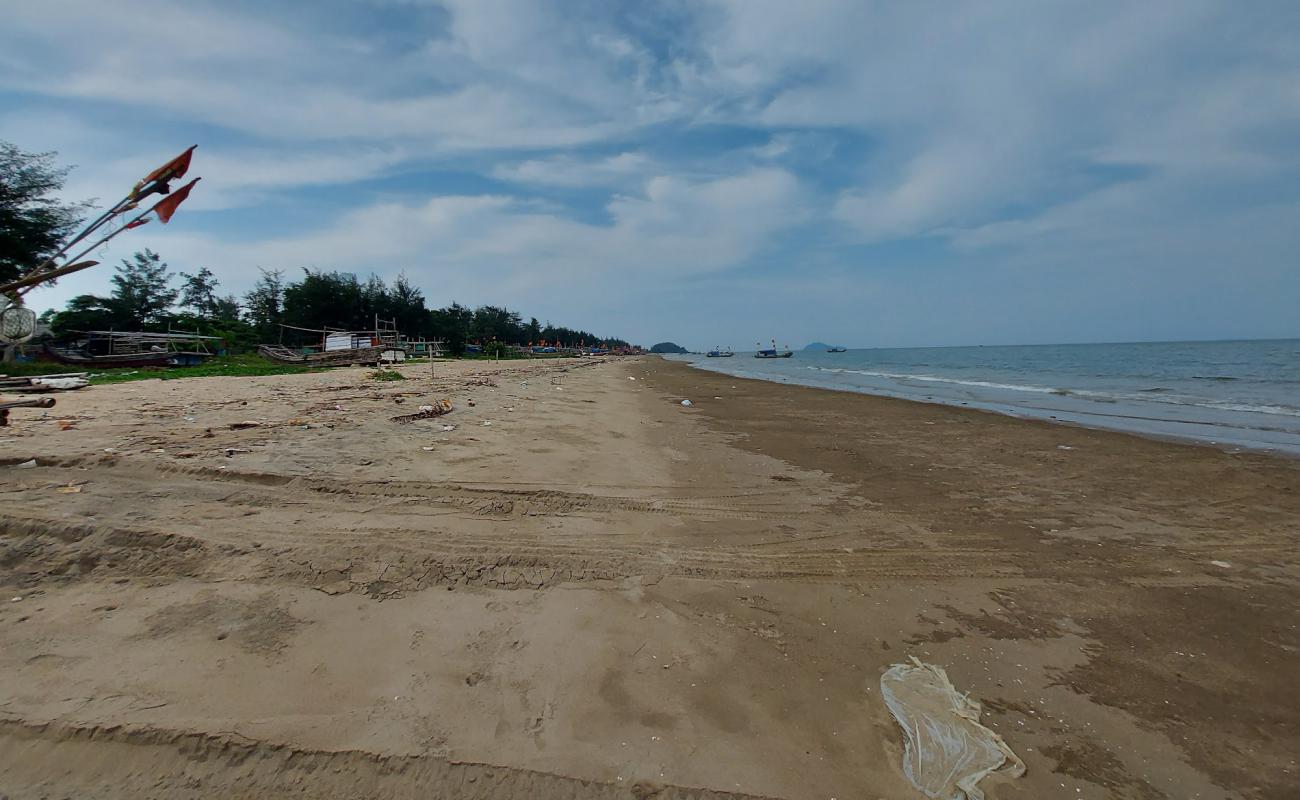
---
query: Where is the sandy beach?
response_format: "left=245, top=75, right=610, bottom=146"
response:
left=1, top=356, right=1297, bottom=799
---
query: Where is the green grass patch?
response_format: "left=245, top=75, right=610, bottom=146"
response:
left=3, top=353, right=326, bottom=384
left=369, top=368, right=406, bottom=381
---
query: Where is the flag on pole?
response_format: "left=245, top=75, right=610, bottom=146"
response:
left=130, top=145, right=197, bottom=200
left=153, top=178, right=200, bottom=223
left=142, top=145, right=197, bottom=185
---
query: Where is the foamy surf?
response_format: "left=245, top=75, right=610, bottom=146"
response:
left=673, top=339, right=1300, bottom=455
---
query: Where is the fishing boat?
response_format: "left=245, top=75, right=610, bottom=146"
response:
left=706, top=347, right=735, bottom=357
left=44, top=330, right=216, bottom=368
left=754, top=339, right=793, bottom=359
left=259, top=320, right=402, bottom=366
left=827, top=346, right=847, bottom=353
left=257, top=344, right=386, bottom=366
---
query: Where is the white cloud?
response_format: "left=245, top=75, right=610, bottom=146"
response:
left=28, top=166, right=806, bottom=312
left=8, top=1, right=1300, bottom=343
left=492, top=152, right=653, bottom=188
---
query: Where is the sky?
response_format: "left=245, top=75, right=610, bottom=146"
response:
left=2, top=0, right=1298, bottom=350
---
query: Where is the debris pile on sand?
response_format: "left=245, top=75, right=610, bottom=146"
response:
left=391, top=398, right=454, bottom=423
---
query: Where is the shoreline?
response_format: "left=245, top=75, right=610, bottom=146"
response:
left=2, top=357, right=1298, bottom=798
left=666, top=353, right=1300, bottom=458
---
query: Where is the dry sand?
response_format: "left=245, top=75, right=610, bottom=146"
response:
left=1, top=356, right=1297, bottom=799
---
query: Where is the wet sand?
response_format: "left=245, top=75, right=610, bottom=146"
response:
left=1, top=356, right=1297, bottom=799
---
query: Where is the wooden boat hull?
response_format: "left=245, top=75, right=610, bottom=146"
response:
left=754, top=351, right=793, bottom=359
left=258, top=344, right=386, bottom=366
left=44, top=343, right=205, bottom=368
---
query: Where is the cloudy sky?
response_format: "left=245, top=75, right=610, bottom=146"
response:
left=3, top=0, right=1298, bottom=348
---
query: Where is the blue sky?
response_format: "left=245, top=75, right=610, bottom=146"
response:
left=3, top=0, right=1298, bottom=349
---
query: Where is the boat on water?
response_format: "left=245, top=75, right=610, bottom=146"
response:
left=44, top=330, right=216, bottom=368
left=706, top=347, right=735, bottom=357
left=754, top=339, right=793, bottom=359
left=827, top=346, right=847, bottom=353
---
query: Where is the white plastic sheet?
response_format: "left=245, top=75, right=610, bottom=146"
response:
left=881, top=658, right=1025, bottom=800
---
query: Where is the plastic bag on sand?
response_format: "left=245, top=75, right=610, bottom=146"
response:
left=881, top=658, right=1024, bottom=800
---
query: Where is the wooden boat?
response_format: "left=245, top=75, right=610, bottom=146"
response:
left=706, top=348, right=735, bottom=357
left=44, top=330, right=217, bottom=368
left=44, top=342, right=206, bottom=368
left=827, top=346, right=847, bottom=353
left=258, top=344, right=386, bottom=366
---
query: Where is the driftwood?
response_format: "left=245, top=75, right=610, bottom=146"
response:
left=391, top=399, right=453, bottom=423
left=0, top=396, right=56, bottom=426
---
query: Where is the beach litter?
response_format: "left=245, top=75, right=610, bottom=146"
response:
left=1210, top=560, right=1232, bottom=568
left=680, top=399, right=693, bottom=407
left=16, top=459, right=37, bottom=469
left=881, top=657, right=1024, bottom=800
left=229, top=421, right=262, bottom=429
left=391, top=399, right=454, bottom=424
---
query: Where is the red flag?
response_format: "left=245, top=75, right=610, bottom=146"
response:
left=142, top=145, right=197, bottom=185
left=153, top=177, right=200, bottom=223
left=125, top=218, right=150, bottom=230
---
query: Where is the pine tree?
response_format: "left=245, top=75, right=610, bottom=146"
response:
left=107, top=249, right=177, bottom=328
left=179, top=267, right=220, bottom=319
left=0, top=141, right=90, bottom=285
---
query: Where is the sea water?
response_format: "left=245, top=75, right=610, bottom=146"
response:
left=667, top=339, right=1300, bottom=456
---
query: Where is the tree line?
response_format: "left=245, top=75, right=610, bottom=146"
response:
left=40, top=251, right=632, bottom=355
left=3, top=141, right=631, bottom=356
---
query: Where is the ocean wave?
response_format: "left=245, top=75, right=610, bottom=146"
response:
left=801, top=365, right=1300, bottom=418
left=1191, top=401, right=1300, bottom=417
left=1193, top=375, right=1239, bottom=381
left=805, top=366, right=1060, bottom=394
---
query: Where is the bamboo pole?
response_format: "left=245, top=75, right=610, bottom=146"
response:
left=0, top=261, right=99, bottom=294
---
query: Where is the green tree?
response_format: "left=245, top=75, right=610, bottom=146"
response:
left=179, top=267, right=220, bottom=318
left=0, top=141, right=90, bottom=285
left=107, top=249, right=178, bottom=328
left=428, top=302, right=473, bottom=354
left=470, top=305, right=523, bottom=344
left=243, top=268, right=285, bottom=340
left=47, top=294, right=117, bottom=334
left=388, top=272, right=428, bottom=338
left=212, top=294, right=242, bottom=323
left=283, top=269, right=365, bottom=330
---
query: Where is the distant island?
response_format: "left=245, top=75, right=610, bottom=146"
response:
left=650, top=342, right=688, bottom=354
left=803, top=342, right=846, bottom=352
